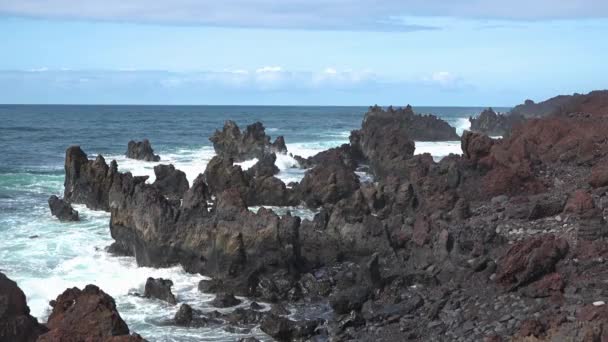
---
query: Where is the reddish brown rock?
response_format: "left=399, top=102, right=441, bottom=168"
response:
left=38, top=285, right=136, bottom=341
left=564, top=190, right=595, bottom=215
left=412, top=214, right=431, bottom=246
left=496, top=235, right=569, bottom=291
left=0, top=272, right=48, bottom=342
left=523, top=272, right=565, bottom=298
left=461, top=130, right=495, bottom=164
left=590, top=162, right=608, bottom=188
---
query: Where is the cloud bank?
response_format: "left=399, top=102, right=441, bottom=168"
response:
left=1, top=0, right=607, bottom=30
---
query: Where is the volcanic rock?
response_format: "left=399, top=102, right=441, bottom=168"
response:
left=48, top=195, right=79, bottom=221
left=126, top=139, right=160, bottom=162
left=144, top=277, right=177, bottom=304
left=38, top=285, right=137, bottom=341
left=469, top=107, right=523, bottom=137
left=210, top=120, right=287, bottom=162
left=0, top=272, right=48, bottom=342
left=152, top=164, right=189, bottom=200
left=210, top=293, right=242, bottom=308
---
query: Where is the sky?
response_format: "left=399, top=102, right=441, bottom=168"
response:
left=0, top=0, right=607, bottom=106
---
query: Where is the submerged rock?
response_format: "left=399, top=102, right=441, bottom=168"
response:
left=0, top=272, right=48, bottom=342
left=210, top=293, right=242, bottom=308
left=144, top=277, right=177, bottom=304
left=126, top=139, right=160, bottom=162
left=48, top=195, right=79, bottom=221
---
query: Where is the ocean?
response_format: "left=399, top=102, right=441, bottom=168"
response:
left=0, top=105, right=507, bottom=341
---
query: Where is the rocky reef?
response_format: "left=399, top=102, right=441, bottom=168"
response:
left=57, top=90, right=608, bottom=341
left=126, top=139, right=160, bottom=162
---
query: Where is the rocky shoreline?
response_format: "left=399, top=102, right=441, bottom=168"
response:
left=10, top=93, right=608, bottom=341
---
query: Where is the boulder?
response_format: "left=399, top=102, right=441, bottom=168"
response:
left=210, top=293, right=242, bottom=308
left=144, top=278, right=177, bottom=304
left=461, top=131, right=494, bottom=164
left=152, top=164, right=189, bottom=200
left=495, top=235, right=569, bottom=291
left=297, top=160, right=360, bottom=207
left=48, top=195, right=79, bottom=221
left=38, top=285, right=137, bottom=341
left=210, top=120, right=287, bottom=162
left=260, top=314, right=321, bottom=342
left=174, top=304, right=194, bottom=326
left=126, top=139, right=160, bottom=162
left=246, top=153, right=279, bottom=178
left=0, top=272, right=48, bottom=342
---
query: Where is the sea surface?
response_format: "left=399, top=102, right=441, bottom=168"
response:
left=0, top=105, right=507, bottom=341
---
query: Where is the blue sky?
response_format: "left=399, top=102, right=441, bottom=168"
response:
left=0, top=1, right=607, bottom=105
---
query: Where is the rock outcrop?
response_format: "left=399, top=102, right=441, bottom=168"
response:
left=469, top=107, right=524, bottom=137
left=0, top=272, right=48, bottom=342
left=210, top=121, right=287, bottom=162
left=144, top=277, right=177, bottom=304
left=48, top=195, right=79, bottom=221
left=38, top=284, right=143, bottom=341
left=510, top=90, right=608, bottom=118
left=152, top=164, right=189, bottom=200
left=126, top=139, right=160, bottom=162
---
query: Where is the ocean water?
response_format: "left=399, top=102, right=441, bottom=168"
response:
left=0, top=105, right=507, bottom=341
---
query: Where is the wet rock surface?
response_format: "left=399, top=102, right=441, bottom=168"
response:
left=126, top=139, right=160, bottom=162
left=144, top=277, right=177, bottom=304
left=48, top=195, right=79, bottom=221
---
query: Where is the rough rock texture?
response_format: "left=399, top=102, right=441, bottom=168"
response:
left=152, top=164, right=189, bottom=200
left=126, top=139, right=160, bottom=162
left=469, top=107, right=524, bottom=137
left=61, top=90, right=608, bottom=342
left=48, top=195, right=79, bottom=221
left=297, top=160, right=360, bottom=207
left=210, top=121, right=287, bottom=162
left=144, top=277, right=177, bottom=304
left=0, top=272, right=47, bottom=342
left=38, top=285, right=140, bottom=341
left=210, top=293, right=242, bottom=308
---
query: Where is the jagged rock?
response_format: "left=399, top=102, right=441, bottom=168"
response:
left=64, top=146, right=148, bottom=211
left=182, top=174, right=211, bottom=211
left=294, top=144, right=360, bottom=170
left=38, top=285, right=138, bottom=341
left=496, top=235, right=569, bottom=291
left=152, top=164, right=189, bottom=200
left=297, top=161, right=360, bottom=207
left=0, top=272, right=48, bottom=342
left=144, top=278, right=177, bottom=304
left=210, top=293, right=242, bottom=308
left=527, top=195, right=566, bottom=220
left=174, top=304, right=194, bottom=326
left=469, top=108, right=523, bottom=137
left=461, top=131, right=494, bottom=164
left=48, top=195, right=79, bottom=221
left=329, top=286, right=370, bottom=314
left=564, top=190, right=595, bottom=215
left=510, top=90, right=608, bottom=118
left=246, top=153, right=280, bottom=178
left=260, top=314, right=321, bottom=342
left=210, top=121, right=287, bottom=162
left=126, top=139, right=160, bottom=162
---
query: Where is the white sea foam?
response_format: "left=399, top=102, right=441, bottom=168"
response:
left=415, top=141, right=462, bottom=162
left=454, top=117, right=471, bottom=136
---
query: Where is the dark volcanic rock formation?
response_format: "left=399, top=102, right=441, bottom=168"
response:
left=60, top=90, right=608, bottom=342
left=0, top=272, right=48, bottom=342
left=126, top=139, right=160, bottom=162
left=469, top=107, right=524, bottom=137
left=48, top=195, right=79, bottom=221
left=144, top=277, right=177, bottom=304
left=152, top=164, right=189, bottom=200
left=38, top=284, right=143, bottom=341
left=210, top=121, right=287, bottom=162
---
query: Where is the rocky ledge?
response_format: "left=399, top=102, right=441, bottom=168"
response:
left=58, top=90, right=608, bottom=341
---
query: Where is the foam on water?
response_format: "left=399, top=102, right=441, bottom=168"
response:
left=415, top=141, right=463, bottom=162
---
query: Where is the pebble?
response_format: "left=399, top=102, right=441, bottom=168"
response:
left=593, top=301, right=605, bottom=306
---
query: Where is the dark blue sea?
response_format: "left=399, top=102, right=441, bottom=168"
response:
left=0, top=105, right=507, bottom=341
